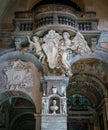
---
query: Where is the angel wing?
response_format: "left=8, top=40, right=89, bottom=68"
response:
left=71, top=31, right=92, bottom=55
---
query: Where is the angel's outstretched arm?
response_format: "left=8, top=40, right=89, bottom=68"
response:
left=27, top=35, right=34, bottom=44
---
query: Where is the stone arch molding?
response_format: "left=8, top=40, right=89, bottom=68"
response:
left=9, top=112, right=35, bottom=130
left=0, top=51, right=43, bottom=72
left=68, top=72, right=106, bottom=106
left=0, top=91, right=36, bottom=130
left=69, top=50, right=108, bottom=65
left=0, top=90, right=35, bottom=105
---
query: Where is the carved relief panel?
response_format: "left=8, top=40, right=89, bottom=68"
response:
left=0, top=60, right=33, bottom=94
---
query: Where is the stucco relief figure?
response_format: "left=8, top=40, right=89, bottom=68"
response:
left=58, top=31, right=91, bottom=76
left=61, top=32, right=73, bottom=75
left=63, top=32, right=72, bottom=47
left=27, top=35, right=45, bottom=63
left=42, top=30, right=62, bottom=69
left=42, top=99, right=48, bottom=114
left=15, top=38, right=22, bottom=50
left=58, top=45, right=73, bottom=76
left=61, top=100, right=66, bottom=114
left=71, top=31, right=92, bottom=55
left=56, top=32, right=73, bottom=76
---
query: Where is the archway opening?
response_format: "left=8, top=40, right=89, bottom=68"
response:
left=67, top=93, right=94, bottom=130
left=11, top=114, right=35, bottom=130
left=0, top=91, right=36, bottom=130
left=66, top=58, right=107, bottom=130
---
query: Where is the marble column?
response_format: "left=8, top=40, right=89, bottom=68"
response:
left=34, top=113, right=41, bottom=130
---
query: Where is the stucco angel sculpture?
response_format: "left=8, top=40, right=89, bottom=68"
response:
left=71, top=31, right=92, bottom=55
left=26, top=30, right=92, bottom=77
left=27, top=35, right=45, bottom=63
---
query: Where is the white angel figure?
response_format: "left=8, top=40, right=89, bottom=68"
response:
left=14, top=38, right=22, bottom=50
left=63, top=32, right=72, bottom=47
left=71, top=31, right=92, bottom=55
left=56, top=40, right=73, bottom=76
left=27, top=35, right=45, bottom=63
left=42, top=99, right=48, bottom=114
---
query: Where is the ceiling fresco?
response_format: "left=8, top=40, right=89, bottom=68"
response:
left=67, top=58, right=108, bottom=106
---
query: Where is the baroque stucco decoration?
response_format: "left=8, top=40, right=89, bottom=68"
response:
left=3, top=60, right=33, bottom=90
left=26, top=30, right=92, bottom=76
left=41, top=76, right=68, bottom=115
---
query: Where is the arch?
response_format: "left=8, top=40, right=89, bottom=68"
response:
left=68, top=52, right=107, bottom=106
left=67, top=93, right=93, bottom=110
left=0, top=90, right=36, bottom=130
left=71, top=0, right=85, bottom=11
left=67, top=92, right=97, bottom=130
left=9, top=112, right=36, bottom=130
left=69, top=50, right=108, bottom=65
left=0, top=51, right=43, bottom=73
left=67, top=73, right=106, bottom=107
left=32, top=0, right=82, bottom=11
left=0, top=90, right=35, bottom=106
left=48, top=94, right=61, bottom=99
left=70, top=73, right=106, bottom=95
left=67, top=89, right=96, bottom=107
